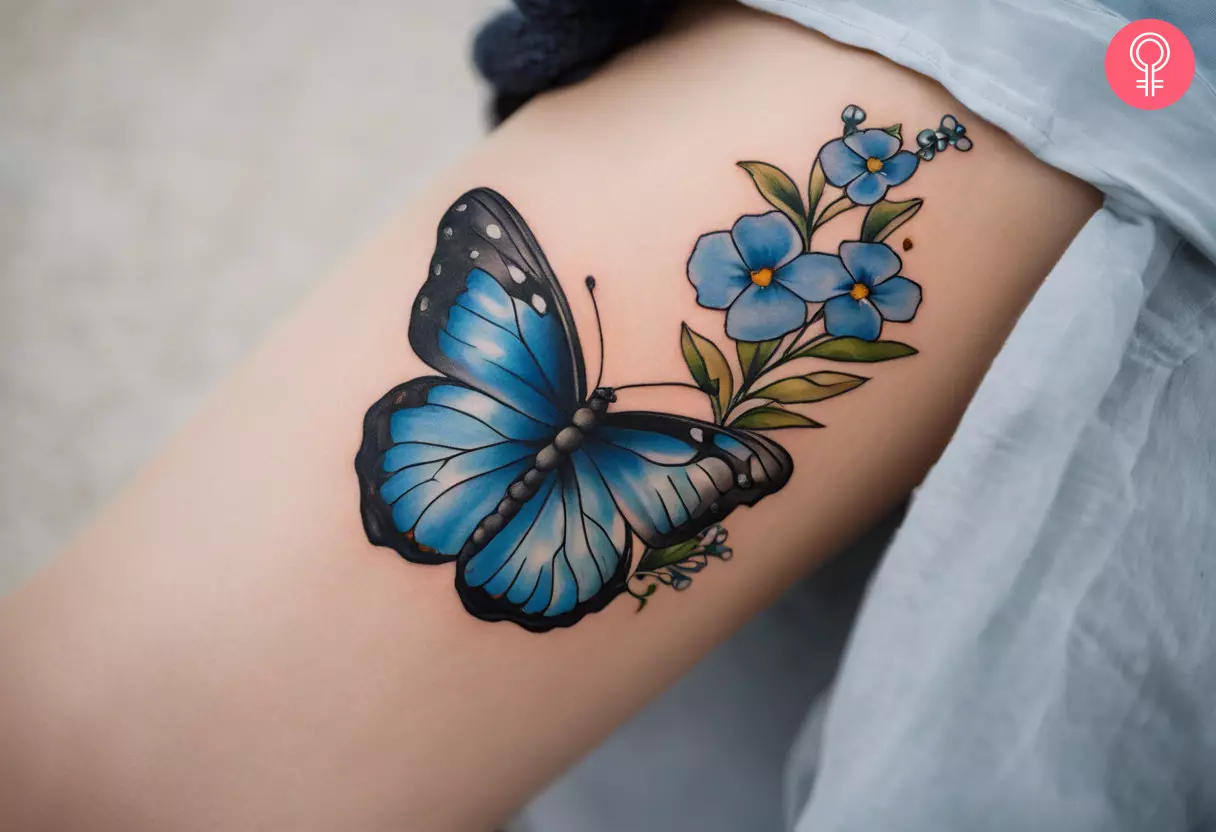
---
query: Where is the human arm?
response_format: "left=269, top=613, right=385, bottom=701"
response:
left=0, top=5, right=1099, bottom=830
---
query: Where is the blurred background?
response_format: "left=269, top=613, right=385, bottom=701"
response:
left=0, top=0, right=504, bottom=591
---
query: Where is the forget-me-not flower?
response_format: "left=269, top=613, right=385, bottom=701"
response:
left=688, top=212, right=846, bottom=341
left=792, top=241, right=922, bottom=341
left=819, top=129, right=919, bottom=205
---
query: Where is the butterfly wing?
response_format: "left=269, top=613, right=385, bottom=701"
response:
left=408, top=188, right=587, bottom=424
left=452, top=412, right=790, bottom=630
left=356, top=377, right=551, bottom=564
left=358, top=188, right=590, bottom=566
left=581, top=412, right=793, bottom=550
left=456, top=453, right=632, bottom=632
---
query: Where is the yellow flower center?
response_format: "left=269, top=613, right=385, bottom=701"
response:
left=865, top=156, right=884, bottom=173
left=750, top=267, right=774, bottom=287
left=850, top=282, right=870, bottom=300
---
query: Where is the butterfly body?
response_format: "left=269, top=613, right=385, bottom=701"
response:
left=462, top=387, right=615, bottom=558
left=356, top=188, right=793, bottom=630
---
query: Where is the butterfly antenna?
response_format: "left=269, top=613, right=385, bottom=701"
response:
left=613, top=380, right=706, bottom=393
left=583, top=276, right=704, bottom=396
left=585, top=276, right=606, bottom=390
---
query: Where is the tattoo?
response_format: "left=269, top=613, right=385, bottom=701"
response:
left=356, top=106, right=971, bottom=631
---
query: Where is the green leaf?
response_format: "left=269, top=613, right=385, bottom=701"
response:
left=737, top=161, right=808, bottom=243
left=752, top=371, right=867, bottom=403
left=882, top=123, right=903, bottom=141
left=860, top=197, right=923, bottom=243
left=814, top=195, right=855, bottom=228
left=806, top=158, right=826, bottom=221
left=729, top=405, right=823, bottom=430
left=637, top=538, right=699, bottom=572
left=681, top=323, right=734, bottom=422
left=736, top=337, right=782, bottom=383
left=794, top=337, right=918, bottom=363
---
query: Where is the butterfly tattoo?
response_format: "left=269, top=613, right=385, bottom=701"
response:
left=354, top=107, right=965, bottom=631
left=355, top=188, right=793, bottom=632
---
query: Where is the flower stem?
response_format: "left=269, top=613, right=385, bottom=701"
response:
left=723, top=316, right=831, bottom=424
left=779, top=309, right=825, bottom=361
left=812, top=195, right=858, bottom=231
left=780, top=321, right=814, bottom=362
left=787, top=332, right=832, bottom=359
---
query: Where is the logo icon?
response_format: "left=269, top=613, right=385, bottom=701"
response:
left=1130, top=31, right=1169, bottom=97
left=1106, top=19, right=1195, bottom=110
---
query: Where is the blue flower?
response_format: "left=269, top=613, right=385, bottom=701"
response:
left=791, top=241, right=921, bottom=341
left=688, top=212, right=849, bottom=341
left=818, top=129, right=919, bottom=205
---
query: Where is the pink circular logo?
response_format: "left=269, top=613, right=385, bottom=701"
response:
left=1106, top=19, right=1196, bottom=109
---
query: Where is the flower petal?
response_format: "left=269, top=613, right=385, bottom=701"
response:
left=824, top=295, right=883, bottom=341
left=869, top=276, right=922, bottom=322
left=845, top=171, right=888, bottom=205
left=877, top=150, right=919, bottom=186
left=731, top=212, right=803, bottom=271
left=772, top=253, right=852, bottom=301
left=687, top=230, right=751, bottom=309
left=725, top=283, right=807, bottom=341
left=818, top=138, right=867, bottom=187
left=844, top=128, right=899, bottom=161
left=840, top=241, right=902, bottom=287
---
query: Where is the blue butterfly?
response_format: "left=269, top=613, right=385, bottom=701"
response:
left=355, top=188, right=793, bottom=631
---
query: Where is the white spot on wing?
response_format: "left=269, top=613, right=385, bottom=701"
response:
left=419, top=296, right=429, bottom=312
left=508, top=264, right=526, bottom=284
left=531, top=294, right=547, bottom=314
left=432, top=263, right=441, bottom=276
left=455, top=203, right=467, bottom=212
left=443, top=227, right=453, bottom=238
left=471, top=336, right=505, bottom=359
left=486, top=223, right=502, bottom=239
left=689, top=427, right=704, bottom=443
left=469, top=250, right=479, bottom=259
left=454, top=391, right=501, bottom=422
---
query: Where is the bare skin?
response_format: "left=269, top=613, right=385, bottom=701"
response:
left=0, top=5, right=1099, bottom=830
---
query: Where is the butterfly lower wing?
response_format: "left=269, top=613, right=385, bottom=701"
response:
left=409, top=188, right=587, bottom=425
left=356, top=377, right=551, bottom=563
left=582, top=412, right=793, bottom=550
left=456, top=452, right=632, bottom=632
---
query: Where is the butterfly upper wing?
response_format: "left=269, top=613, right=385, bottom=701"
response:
left=408, top=188, right=587, bottom=424
left=456, top=454, right=632, bottom=632
left=356, top=377, right=550, bottom=564
left=581, top=412, right=793, bottom=550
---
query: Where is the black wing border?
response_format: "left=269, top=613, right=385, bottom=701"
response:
left=406, top=187, right=588, bottom=408
left=355, top=375, right=477, bottom=566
